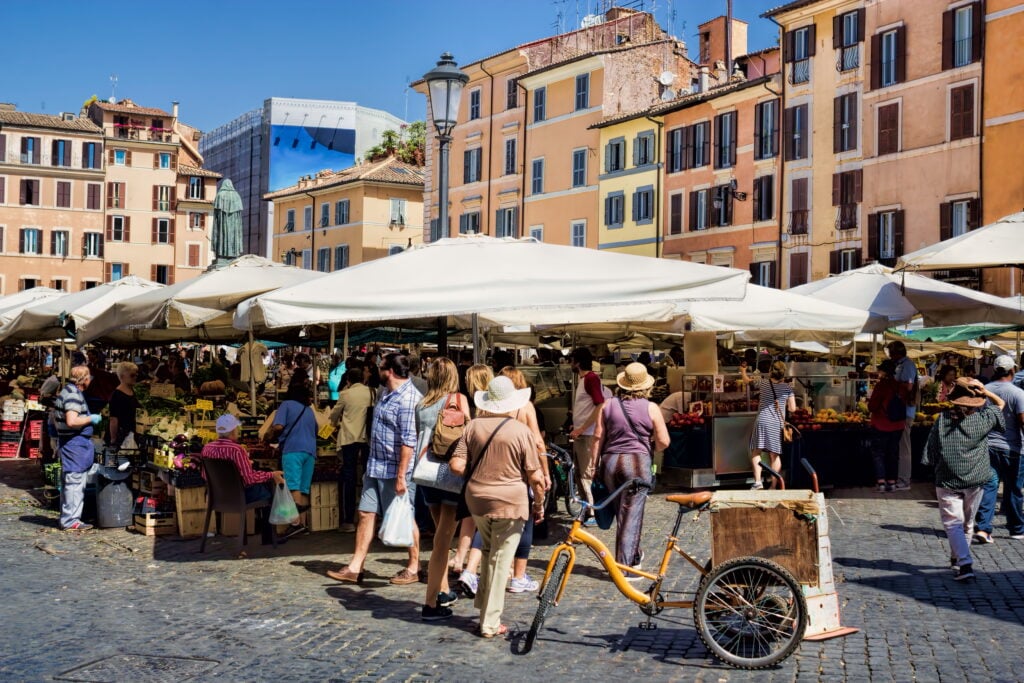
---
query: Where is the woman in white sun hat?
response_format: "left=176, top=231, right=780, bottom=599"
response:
left=592, top=362, right=669, bottom=574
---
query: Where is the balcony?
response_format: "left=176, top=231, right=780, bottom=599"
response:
left=110, top=124, right=177, bottom=143
left=837, top=46, right=859, bottom=72
left=836, top=204, right=858, bottom=231
left=789, top=59, right=810, bottom=85
left=284, top=221, right=294, bottom=233
left=789, top=210, right=809, bottom=235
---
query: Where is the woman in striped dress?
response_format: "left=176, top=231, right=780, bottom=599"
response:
left=749, top=361, right=795, bottom=490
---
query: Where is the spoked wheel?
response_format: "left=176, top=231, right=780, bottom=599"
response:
left=693, top=557, right=807, bottom=669
left=524, top=552, right=570, bottom=654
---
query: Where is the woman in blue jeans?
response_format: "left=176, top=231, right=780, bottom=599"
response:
left=269, top=384, right=318, bottom=538
left=868, top=360, right=907, bottom=493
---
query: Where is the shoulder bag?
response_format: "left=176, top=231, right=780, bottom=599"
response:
left=769, top=380, right=800, bottom=443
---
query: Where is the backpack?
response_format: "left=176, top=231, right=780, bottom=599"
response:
left=431, top=393, right=466, bottom=460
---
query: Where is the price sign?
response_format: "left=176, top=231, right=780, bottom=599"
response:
left=150, top=383, right=176, bottom=399
left=195, top=399, right=214, bottom=411
left=317, top=423, right=336, bottom=440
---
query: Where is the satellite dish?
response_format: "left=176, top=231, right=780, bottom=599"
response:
left=661, top=89, right=677, bottom=101
left=107, top=97, right=116, bottom=104
left=658, top=71, right=676, bottom=86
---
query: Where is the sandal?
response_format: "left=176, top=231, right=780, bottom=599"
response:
left=479, top=623, right=509, bottom=639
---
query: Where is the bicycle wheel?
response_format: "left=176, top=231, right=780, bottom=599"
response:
left=563, top=486, right=581, bottom=518
left=524, top=552, right=570, bottom=654
left=693, top=556, right=807, bottom=669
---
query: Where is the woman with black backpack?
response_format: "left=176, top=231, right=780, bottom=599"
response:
left=868, top=359, right=909, bottom=493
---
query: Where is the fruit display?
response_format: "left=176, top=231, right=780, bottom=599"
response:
left=148, top=416, right=191, bottom=441
left=667, top=412, right=707, bottom=429
left=788, top=408, right=868, bottom=430
left=234, top=390, right=270, bottom=417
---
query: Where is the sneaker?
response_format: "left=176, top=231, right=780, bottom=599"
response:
left=1010, top=534, right=1024, bottom=540
left=751, top=481, right=764, bottom=490
left=283, top=524, right=309, bottom=540
left=437, top=590, right=459, bottom=607
left=950, top=556, right=958, bottom=570
left=954, top=564, right=975, bottom=581
left=583, top=518, right=598, bottom=528
left=973, top=531, right=994, bottom=545
left=338, top=523, right=356, bottom=533
left=892, top=481, right=912, bottom=491
left=885, top=483, right=895, bottom=493
left=876, top=483, right=887, bottom=493
left=421, top=604, right=453, bottom=621
left=455, top=570, right=478, bottom=599
left=63, top=521, right=93, bottom=531
left=508, top=575, right=539, bottom=593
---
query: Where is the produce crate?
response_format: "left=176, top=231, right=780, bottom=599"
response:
left=310, top=481, right=338, bottom=508
left=43, top=463, right=62, bottom=487
left=132, top=470, right=168, bottom=496
left=1, top=420, right=20, bottom=432
left=133, top=512, right=177, bottom=536
left=26, top=447, right=40, bottom=459
left=309, top=505, right=339, bottom=532
left=1, top=432, right=20, bottom=443
left=0, top=443, right=19, bottom=458
left=28, top=420, right=42, bottom=440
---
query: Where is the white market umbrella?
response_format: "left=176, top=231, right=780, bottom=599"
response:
left=898, top=211, right=1024, bottom=271
left=789, top=263, right=1024, bottom=329
left=234, top=236, right=750, bottom=333
left=0, top=287, right=66, bottom=330
left=0, top=276, right=164, bottom=344
left=78, top=255, right=324, bottom=345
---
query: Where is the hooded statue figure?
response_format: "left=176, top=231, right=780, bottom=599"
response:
left=211, top=178, right=244, bottom=266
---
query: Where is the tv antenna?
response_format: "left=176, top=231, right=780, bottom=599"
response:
left=110, top=74, right=118, bottom=102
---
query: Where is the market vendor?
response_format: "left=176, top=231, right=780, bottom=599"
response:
left=84, top=349, right=118, bottom=412
left=659, top=391, right=686, bottom=422
left=107, top=362, right=140, bottom=449
left=201, top=414, right=284, bottom=503
left=56, top=366, right=102, bottom=531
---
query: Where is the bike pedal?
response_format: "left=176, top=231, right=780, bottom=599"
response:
left=639, top=622, right=657, bottom=630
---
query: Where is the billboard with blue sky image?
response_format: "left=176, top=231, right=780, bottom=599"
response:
left=267, top=99, right=358, bottom=191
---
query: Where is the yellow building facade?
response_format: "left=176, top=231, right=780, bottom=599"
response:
left=593, top=114, right=661, bottom=256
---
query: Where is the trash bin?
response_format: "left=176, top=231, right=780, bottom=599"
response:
left=96, top=470, right=133, bottom=528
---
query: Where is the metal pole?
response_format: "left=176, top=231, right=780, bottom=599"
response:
left=247, top=329, right=257, bottom=415
left=329, top=324, right=336, bottom=356
left=437, top=134, right=451, bottom=240
left=472, top=313, right=480, bottom=364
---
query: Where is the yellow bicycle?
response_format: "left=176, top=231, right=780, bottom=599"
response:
left=524, top=448, right=807, bottom=669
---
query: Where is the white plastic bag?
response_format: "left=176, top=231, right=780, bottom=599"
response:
left=378, top=492, right=414, bottom=547
left=268, top=483, right=300, bottom=526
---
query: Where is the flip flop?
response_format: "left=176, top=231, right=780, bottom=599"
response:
left=479, top=623, right=509, bottom=639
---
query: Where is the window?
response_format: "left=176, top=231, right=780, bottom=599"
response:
left=303, top=206, right=312, bottom=231
left=605, top=137, right=625, bottom=172
left=833, top=93, right=858, bottom=153
left=784, top=104, right=809, bottom=160
left=0, top=177, right=5, bottom=204
left=531, top=159, right=544, bottom=194
left=83, top=233, right=103, bottom=258
left=950, top=84, right=975, bottom=141
left=51, top=279, right=67, bottom=291
left=691, top=122, right=710, bottom=167
left=87, top=183, right=101, bottom=210
left=159, top=153, right=171, bottom=169
left=82, top=142, right=101, bottom=169
left=20, top=179, right=40, bottom=206
left=469, top=89, right=481, bottom=120
left=572, top=149, right=587, bottom=187
left=689, top=189, right=710, bottom=231
left=504, top=138, right=517, bottom=176
left=114, top=149, right=127, bottom=165
left=944, top=3, right=981, bottom=69
left=874, top=29, right=904, bottom=88
left=153, top=218, right=173, bottom=244
left=51, top=139, right=70, bottom=167
left=317, top=247, right=331, bottom=272
left=667, top=127, right=685, bottom=172
left=832, top=169, right=863, bottom=230
left=790, top=178, right=809, bottom=234
left=571, top=221, right=586, bottom=247
left=530, top=226, right=544, bottom=242
left=868, top=210, right=903, bottom=263
left=604, top=192, right=625, bottom=228
left=390, top=198, right=407, bottom=225
left=106, top=181, right=124, bottom=209
left=669, top=193, right=684, bottom=235
left=21, top=136, right=41, bottom=164
left=533, top=87, right=546, bottom=123
left=876, top=103, right=900, bottom=155
left=459, top=211, right=480, bottom=234
left=20, top=228, right=42, bottom=254
left=790, top=252, right=809, bottom=287
left=285, top=208, right=295, bottom=232
left=320, top=202, right=330, bottom=228
left=429, top=218, right=444, bottom=242
left=334, top=245, right=349, bottom=270
left=302, top=249, right=311, bottom=269
left=575, top=73, right=590, bottom=110
left=753, top=176, right=774, bottom=222
left=506, top=77, right=518, bottom=109
left=941, top=199, right=980, bottom=239
left=335, top=199, right=349, bottom=225
left=834, top=9, right=864, bottom=71
left=632, top=186, right=654, bottom=224
left=463, top=148, right=482, bottom=183
left=750, top=261, right=777, bottom=288
left=188, top=176, right=205, bottom=199
left=152, top=265, right=173, bottom=285
left=109, top=263, right=126, bottom=281
left=20, top=278, right=36, bottom=290
left=53, top=229, right=71, bottom=256
left=155, top=185, right=171, bottom=212
left=109, top=215, right=127, bottom=242
left=713, top=185, right=734, bottom=227
left=714, top=112, right=737, bottom=169
left=786, top=26, right=814, bottom=84
left=56, top=181, right=71, bottom=208
left=187, top=243, right=201, bottom=267
left=634, top=132, right=655, bottom=167
left=495, top=207, right=518, bottom=238
left=190, top=212, right=204, bottom=229
left=754, top=100, right=779, bottom=160
left=830, top=248, right=861, bottom=274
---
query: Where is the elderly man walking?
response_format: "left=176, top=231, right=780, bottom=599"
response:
left=974, top=355, right=1024, bottom=543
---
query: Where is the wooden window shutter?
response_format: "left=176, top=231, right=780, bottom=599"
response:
left=63, top=142, right=71, bottom=167
left=684, top=125, right=694, bottom=169
left=106, top=182, right=114, bottom=208
left=753, top=178, right=762, bottom=220
left=701, top=122, right=710, bottom=164
left=971, top=2, right=983, bottom=64
left=81, top=233, right=88, bottom=257
left=689, top=191, right=698, bottom=230
left=170, top=187, right=177, bottom=210
left=857, top=9, right=865, bottom=42
left=783, top=30, right=793, bottom=63
left=833, top=15, right=842, bottom=49
left=463, top=150, right=471, bottom=182
left=119, top=182, right=126, bottom=206
left=151, top=265, right=157, bottom=282
left=105, top=263, right=112, bottom=283
left=867, top=213, right=879, bottom=259
left=849, top=96, right=858, bottom=147
left=51, top=140, right=59, bottom=166
left=168, top=266, right=175, bottom=285
left=200, top=213, right=206, bottom=228
left=107, top=148, right=115, bottom=165
left=829, top=249, right=840, bottom=275
left=728, top=112, right=737, bottom=166
left=124, top=216, right=131, bottom=242
left=964, top=85, right=975, bottom=137
left=0, top=177, right=4, bottom=204
left=939, top=201, right=952, bottom=241
left=770, top=100, right=780, bottom=156
left=125, top=150, right=132, bottom=166
left=895, top=26, right=907, bottom=83
left=703, top=191, right=712, bottom=227
left=670, top=194, right=682, bottom=235
left=80, top=141, right=88, bottom=167
left=853, top=170, right=863, bottom=203
left=18, top=228, right=25, bottom=253
left=98, top=234, right=104, bottom=258
left=604, top=197, right=611, bottom=226
left=153, top=152, right=160, bottom=169
left=894, top=210, right=905, bottom=255
left=832, top=173, right=841, bottom=206
left=19, top=179, right=27, bottom=205
left=632, top=137, right=640, bottom=168
left=783, top=107, right=795, bottom=160
left=0, top=134, right=5, bottom=161
left=96, top=144, right=103, bottom=167
left=767, top=262, right=777, bottom=288
left=833, top=97, right=842, bottom=154
left=152, top=218, right=158, bottom=243
left=725, top=191, right=734, bottom=225
left=152, top=186, right=159, bottom=211
left=942, top=9, right=954, bottom=70
left=168, top=218, right=176, bottom=244
left=749, top=262, right=760, bottom=283
left=123, top=263, right=129, bottom=277
left=968, top=198, right=982, bottom=230
left=753, top=103, right=763, bottom=159
left=870, top=34, right=882, bottom=90
left=106, top=216, right=113, bottom=241
left=475, top=150, right=483, bottom=182
left=32, top=138, right=40, bottom=164
left=807, top=24, right=817, bottom=56
left=665, top=130, right=675, bottom=170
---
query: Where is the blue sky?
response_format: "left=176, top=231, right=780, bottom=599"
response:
left=2, top=0, right=781, bottom=132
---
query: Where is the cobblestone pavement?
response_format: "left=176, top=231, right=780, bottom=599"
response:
left=1, top=459, right=1023, bottom=682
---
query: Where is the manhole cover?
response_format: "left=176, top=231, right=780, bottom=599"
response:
left=56, top=654, right=219, bottom=682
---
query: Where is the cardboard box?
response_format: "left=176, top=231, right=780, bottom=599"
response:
left=133, top=512, right=177, bottom=536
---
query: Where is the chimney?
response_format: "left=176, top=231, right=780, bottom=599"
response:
left=714, top=60, right=728, bottom=85
left=172, top=101, right=179, bottom=119
left=699, top=66, right=710, bottom=93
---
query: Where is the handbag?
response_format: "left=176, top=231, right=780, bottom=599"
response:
left=769, top=380, right=800, bottom=443
left=412, top=445, right=465, bottom=493
left=430, top=393, right=466, bottom=461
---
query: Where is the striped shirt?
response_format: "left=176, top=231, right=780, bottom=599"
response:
left=54, top=384, right=91, bottom=436
left=923, top=405, right=1004, bottom=489
left=367, top=379, right=422, bottom=479
left=200, top=438, right=273, bottom=487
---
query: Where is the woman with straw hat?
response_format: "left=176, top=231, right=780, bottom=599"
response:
left=592, top=362, right=670, bottom=573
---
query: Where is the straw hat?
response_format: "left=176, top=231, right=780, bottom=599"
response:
left=475, top=376, right=531, bottom=415
left=616, top=362, right=654, bottom=392
left=948, top=378, right=986, bottom=408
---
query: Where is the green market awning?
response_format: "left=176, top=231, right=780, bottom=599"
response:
left=890, top=323, right=1024, bottom=343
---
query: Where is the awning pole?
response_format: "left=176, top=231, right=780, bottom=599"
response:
left=472, top=313, right=480, bottom=364
left=343, top=323, right=349, bottom=359
left=248, top=329, right=258, bottom=415
left=329, top=324, right=336, bottom=356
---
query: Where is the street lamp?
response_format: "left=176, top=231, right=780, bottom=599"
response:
left=423, top=52, right=469, bottom=242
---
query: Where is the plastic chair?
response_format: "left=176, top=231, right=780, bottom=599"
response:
left=199, top=458, right=277, bottom=552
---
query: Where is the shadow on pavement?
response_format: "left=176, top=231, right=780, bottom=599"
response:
left=879, top=523, right=946, bottom=538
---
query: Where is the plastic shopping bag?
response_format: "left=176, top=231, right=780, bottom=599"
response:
left=378, top=492, right=415, bottom=547
left=268, top=483, right=300, bottom=526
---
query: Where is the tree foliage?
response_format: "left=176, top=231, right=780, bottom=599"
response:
left=365, top=121, right=425, bottom=165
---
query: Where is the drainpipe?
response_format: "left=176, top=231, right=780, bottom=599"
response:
left=479, top=60, right=496, bottom=234
left=726, top=0, right=734, bottom=79
left=645, top=115, right=664, bottom=258
left=518, top=78, right=530, bottom=239
left=767, top=15, right=786, bottom=288
left=304, top=190, right=316, bottom=269
left=978, top=12, right=989, bottom=292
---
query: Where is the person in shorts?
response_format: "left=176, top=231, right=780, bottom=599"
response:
left=269, top=384, right=318, bottom=538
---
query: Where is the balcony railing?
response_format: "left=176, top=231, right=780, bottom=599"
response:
left=110, top=124, right=176, bottom=143
left=953, top=36, right=972, bottom=68
left=836, top=204, right=858, bottom=231
left=837, top=45, right=859, bottom=72
left=789, top=59, right=810, bottom=85
left=789, top=209, right=809, bottom=235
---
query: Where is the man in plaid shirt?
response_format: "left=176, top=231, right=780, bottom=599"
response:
left=328, top=353, right=423, bottom=585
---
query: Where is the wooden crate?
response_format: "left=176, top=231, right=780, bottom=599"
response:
left=133, top=470, right=168, bottom=496
left=710, top=507, right=819, bottom=584
left=174, top=485, right=208, bottom=539
left=178, top=509, right=208, bottom=539
left=219, top=509, right=256, bottom=536
left=310, top=481, right=338, bottom=508
left=133, top=512, right=177, bottom=537
left=310, top=505, right=339, bottom=532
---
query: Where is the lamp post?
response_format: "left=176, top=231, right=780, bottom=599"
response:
left=423, top=52, right=469, bottom=243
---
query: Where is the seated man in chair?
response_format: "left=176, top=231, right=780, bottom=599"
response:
left=202, top=414, right=284, bottom=503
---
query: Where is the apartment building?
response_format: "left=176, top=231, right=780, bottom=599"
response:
left=0, top=106, right=107, bottom=293
left=415, top=8, right=692, bottom=248
left=266, top=156, right=424, bottom=270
